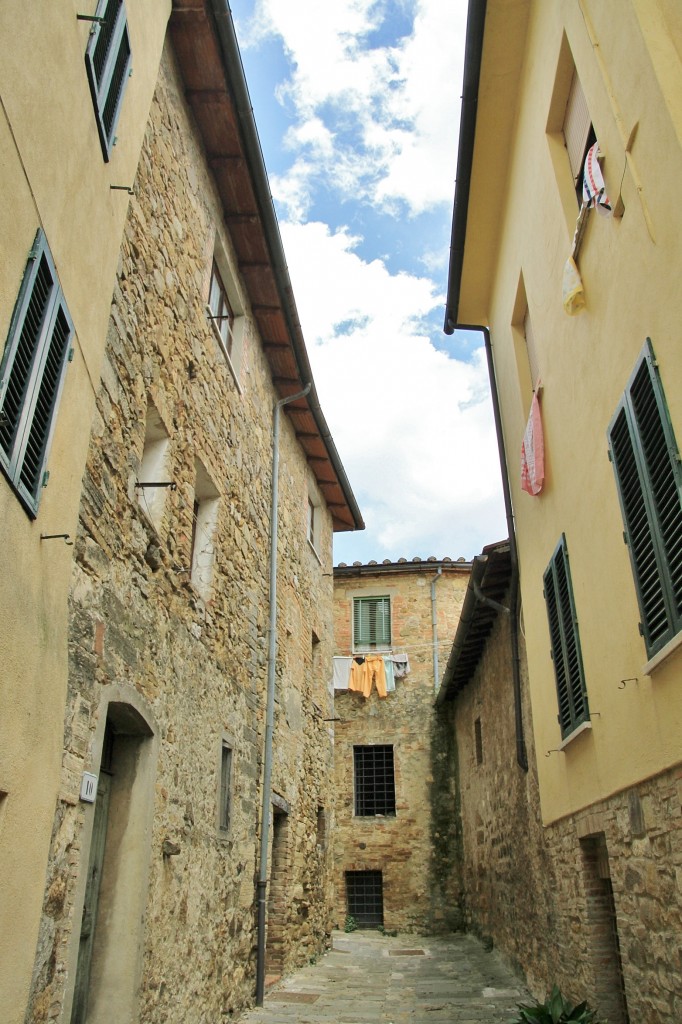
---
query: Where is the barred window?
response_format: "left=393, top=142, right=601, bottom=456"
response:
left=0, top=230, right=72, bottom=516
left=354, top=745, right=395, bottom=817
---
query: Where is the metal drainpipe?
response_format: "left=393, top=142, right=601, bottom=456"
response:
left=431, top=568, right=443, bottom=691
left=450, top=322, right=528, bottom=771
left=256, top=382, right=311, bottom=1005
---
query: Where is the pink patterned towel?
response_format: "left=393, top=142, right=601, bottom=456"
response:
left=521, top=391, right=545, bottom=496
left=583, top=142, right=611, bottom=213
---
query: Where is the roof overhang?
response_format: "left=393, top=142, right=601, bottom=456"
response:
left=169, top=0, right=363, bottom=532
left=436, top=540, right=511, bottom=704
left=444, top=0, right=531, bottom=332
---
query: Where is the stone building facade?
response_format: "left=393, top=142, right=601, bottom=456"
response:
left=24, top=5, right=361, bottom=1023
left=440, top=542, right=682, bottom=1021
left=332, top=558, right=469, bottom=934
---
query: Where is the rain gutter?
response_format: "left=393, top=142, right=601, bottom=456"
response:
left=442, top=0, right=527, bottom=769
left=256, top=383, right=311, bottom=1005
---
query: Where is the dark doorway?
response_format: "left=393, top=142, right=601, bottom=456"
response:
left=346, top=870, right=384, bottom=927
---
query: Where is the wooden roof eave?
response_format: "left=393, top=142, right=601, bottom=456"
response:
left=168, top=0, right=364, bottom=533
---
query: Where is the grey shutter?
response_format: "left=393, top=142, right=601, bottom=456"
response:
left=608, top=340, right=682, bottom=655
left=563, top=70, right=592, bottom=186
left=543, top=535, right=589, bottom=738
left=85, top=0, right=132, bottom=160
left=0, top=231, right=73, bottom=515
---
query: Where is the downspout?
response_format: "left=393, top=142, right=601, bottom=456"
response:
left=447, top=323, right=527, bottom=771
left=431, top=568, right=443, bottom=691
left=256, top=382, right=311, bottom=1005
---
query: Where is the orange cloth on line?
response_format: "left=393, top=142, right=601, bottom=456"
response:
left=349, top=655, right=387, bottom=699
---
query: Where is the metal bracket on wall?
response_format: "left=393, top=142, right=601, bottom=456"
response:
left=40, top=533, right=74, bottom=546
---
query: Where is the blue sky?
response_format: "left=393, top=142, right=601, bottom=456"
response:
left=230, top=0, right=506, bottom=563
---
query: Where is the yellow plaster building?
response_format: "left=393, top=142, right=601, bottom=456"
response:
left=0, top=4, right=171, bottom=1018
left=446, top=1, right=682, bottom=1019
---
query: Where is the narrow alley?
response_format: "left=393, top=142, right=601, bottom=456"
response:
left=238, top=930, right=528, bottom=1024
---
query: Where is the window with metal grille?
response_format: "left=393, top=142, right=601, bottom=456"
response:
left=346, top=870, right=384, bottom=928
left=0, top=231, right=73, bottom=517
left=543, top=535, right=590, bottom=738
left=354, top=745, right=395, bottom=817
left=85, top=0, right=132, bottom=161
left=208, top=261, right=235, bottom=358
left=353, top=596, right=391, bottom=650
left=608, top=340, right=682, bottom=658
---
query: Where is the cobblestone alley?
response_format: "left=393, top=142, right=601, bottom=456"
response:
left=237, top=930, right=529, bottom=1024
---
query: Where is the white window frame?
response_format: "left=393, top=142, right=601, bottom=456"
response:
left=190, top=459, right=220, bottom=600
left=137, top=404, right=171, bottom=532
left=206, top=238, right=245, bottom=392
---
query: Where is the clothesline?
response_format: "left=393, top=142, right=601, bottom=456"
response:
left=332, top=652, right=410, bottom=698
left=333, top=637, right=455, bottom=657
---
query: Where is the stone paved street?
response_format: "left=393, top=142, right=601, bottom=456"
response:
left=237, top=931, right=529, bottom=1024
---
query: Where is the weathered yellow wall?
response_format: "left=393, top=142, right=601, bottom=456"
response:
left=0, top=4, right=170, bottom=1019
left=459, top=0, right=682, bottom=824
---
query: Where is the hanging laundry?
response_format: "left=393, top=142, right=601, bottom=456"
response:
left=391, top=653, right=410, bottom=678
left=582, top=142, right=611, bottom=214
left=332, top=656, right=353, bottom=691
left=562, top=254, right=586, bottom=316
left=521, top=391, right=545, bottom=496
left=384, top=657, right=396, bottom=693
left=349, top=655, right=387, bottom=699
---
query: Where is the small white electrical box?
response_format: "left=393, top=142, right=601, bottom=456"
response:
left=80, top=773, right=98, bottom=803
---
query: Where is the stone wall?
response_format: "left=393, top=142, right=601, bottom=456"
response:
left=332, top=561, right=469, bottom=934
left=27, top=40, right=337, bottom=1024
left=449, top=594, right=682, bottom=1022
left=449, top=599, right=564, bottom=995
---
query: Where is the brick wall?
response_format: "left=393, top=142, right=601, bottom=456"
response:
left=333, top=561, right=469, bottom=934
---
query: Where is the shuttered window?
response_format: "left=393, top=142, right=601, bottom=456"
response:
left=543, top=535, right=590, bottom=738
left=85, top=0, right=132, bottom=160
left=563, top=69, right=595, bottom=204
left=0, top=231, right=73, bottom=516
left=608, top=340, right=682, bottom=657
left=353, top=596, right=391, bottom=650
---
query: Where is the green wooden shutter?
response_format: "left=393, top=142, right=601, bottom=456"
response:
left=0, top=231, right=73, bottom=516
left=353, top=596, right=391, bottom=648
left=85, top=0, right=132, bottom=160
left=543, top=535, right=589, bottom=738
left=608, top=340, right=682, bottom=656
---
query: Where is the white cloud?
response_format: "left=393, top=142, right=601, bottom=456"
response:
left=280, top=221, right=506, bottom=561
left=246, top=0, right=467, bottom=219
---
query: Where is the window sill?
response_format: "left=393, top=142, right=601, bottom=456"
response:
left=643, top=630, right=682, bottom=676
left=558, top=719, right=592, bottom=750
left=206, top=307, right=243, bottom=395
left=307, top=538, right=323, bottom=565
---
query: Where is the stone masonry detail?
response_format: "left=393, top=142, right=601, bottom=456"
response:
left=27, top=43, right=336, bottom=1024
